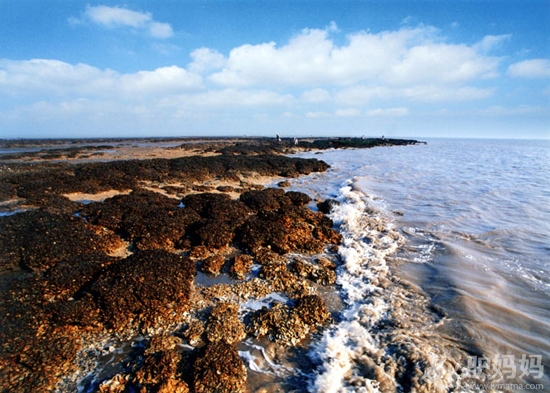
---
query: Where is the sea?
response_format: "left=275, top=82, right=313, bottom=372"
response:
left=283, top=138, right=550, bottom=392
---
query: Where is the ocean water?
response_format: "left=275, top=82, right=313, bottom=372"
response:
left=289, top=138, right=550, bottom=392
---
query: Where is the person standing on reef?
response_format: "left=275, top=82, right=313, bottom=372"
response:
left=294, top=137, right=298, bottom=145
left=276, top=134, right=281, bottom=143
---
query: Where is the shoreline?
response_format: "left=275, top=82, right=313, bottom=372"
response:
left=0, top=137, right=423, bottom=392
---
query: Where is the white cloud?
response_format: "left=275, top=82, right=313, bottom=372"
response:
left=473, top=34, right=511, bottom=53
left=335, top=84, right=493, bottom=104
left=208, top=26, right=502, bottom=88
left=366, top=107, right=409, bottom=117
left=507, top=59, right=550, bottom=78
left=0, top=59, right=116, bottom=96
left=334, top=86, right=391, bottom=105
left=81, top=5, right=174, bottom=39
left=189, top=48, right=227, bottom=73
left=85, top=5, right=151, bottom=28
left=400, top=85, right=494, bottom=101
left=119, top=66, right=203, bottom=95
left=0, top=59, right=202, bottom=99
left=5, top=23, right=543, bottom=138
left=165, top=89, right=293, bottom=109
left=301, top=88, right=331, bottom=103
left=149, top=22, right=174, bottom=39
left=335, top=108, right=361, bottom=117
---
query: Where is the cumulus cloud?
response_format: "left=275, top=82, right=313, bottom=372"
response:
left=4, top=22, right=538, bottom=137
left=79, top=5, right=174, bottom=38
left=0, top=59, right=201, bottom=99
left=208, top=25, right=502, bottom=88
left=189, top=48, right=227, bottom=73
left=0, top=59, right=116, bottom=96
left=119, top=66, right=203, bottom=95
left=507, top=59, right=550, bottom=78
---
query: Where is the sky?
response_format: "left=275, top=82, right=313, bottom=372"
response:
left=0, top=1, right=549, bottom=139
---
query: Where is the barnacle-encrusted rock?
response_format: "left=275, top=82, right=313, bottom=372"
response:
left=230, top=254, right=254, bottom=279
left=240, top=187, right=290, bottom=212
left=239, top=203, right=341, bottom=255
left=289, top=258, right=337, bottom=286
left=285, top=191, right=312, bottom=206
left=294, top=294, right=332, bottom=326
left=317, top=198, right=340, bottom=214
left=90, top=250, right=196, bottom=331
left=193, top=341, right=247, bottom=393
left=205, top=302, right=246, bottom=345
left=98, top=374, right=130, bottom=392
left=41, top=252, right=118, bottom=301
left=246, top=295, right=331, bottom=346
left=82, top=189, right=201, bottom=251
left=194, top=219, right=235, bottom=249
left=201, top=254, right=226, bottom=275
left=0, top=210, right=122, bottom=272
left=277, top=180, right=290, bottom=188
left=259, top=258, right=308, bottom=295
left=145, top=334, right=182, bottom=355
left=184, top=319, right=206, bottom=346
left=182, top=193, right=251, bottom=249
left=0, top=141, right=348, bottom=392
left=0, top=276, right=84, bottom=392
left=133, top=350, right=187, bottom=391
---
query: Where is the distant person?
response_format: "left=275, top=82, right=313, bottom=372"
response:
left=294, top=137, right=298, bottom=145
left=276, top=134, right=281, bottom=143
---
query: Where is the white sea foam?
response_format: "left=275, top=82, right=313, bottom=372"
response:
left=308, top=180, right=466, bottom=392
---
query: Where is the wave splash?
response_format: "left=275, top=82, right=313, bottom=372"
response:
left=309, top=180, right=468, bottom=392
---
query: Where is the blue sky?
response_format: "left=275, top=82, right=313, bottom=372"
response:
left=1, top=1, right=549, bottom=139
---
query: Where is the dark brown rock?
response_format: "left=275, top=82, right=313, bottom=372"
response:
left=82, top=189, right=201, bottom=251
left=277, top=180, right=290, bottom=188
left=229, top=254, right=254, bottom=280
left=240, top=188, right=290, bottom=212
left=238, top=204, right=341, bottom=255
left=193, top=342, right=247, bottom=393
left=182, top=193, right=252, bottom=249
left=246, top=294, right=331, bottom=346
left=205, top=302, right=246, bottom=345
left=289, top=258, right=337, bottom=286
left=41, top=252, right=118, bottom=301
left=0, top=210, right=122, bottom=272
left=89, top=250, right=196, bottom=331
left=285, top=191, right=312, bottom=207
left=201, top=254, right=226, bottom=275
left=317, top=198, right=340, bottom=214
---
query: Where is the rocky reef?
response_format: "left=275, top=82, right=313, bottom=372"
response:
left=0, top=143, right=345, bottom=392
left=0, top=137, right=422, bottom=392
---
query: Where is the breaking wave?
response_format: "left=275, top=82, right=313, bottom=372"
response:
left=308, top=180, right=469, bottom=392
